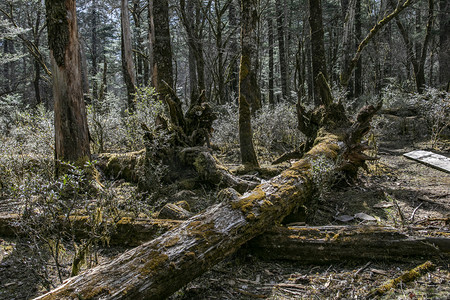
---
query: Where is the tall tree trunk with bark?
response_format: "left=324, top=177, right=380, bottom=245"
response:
left=121, top=0, right=137, bottom=110
left=341, top=0, right=356, bottom=98
left=147, top=0, right=155, bottom=87
left=354, top=0, right=363, bottom=97
left=439, top=0, right=450, bottom=90
left=151, top=0, right=184, bottom=128
left=276, top=0, right=288, bottom=101
left=45, top=0, right=90, bottom=166
left=228, top=0, right=239, bottom=101
left=239, top=0, right=260, bottom=168
left=309, top=0, right=329, bottom=106
left=91, top=0, right=99, bottom=100
left=268, top=16, right=275, bottom=106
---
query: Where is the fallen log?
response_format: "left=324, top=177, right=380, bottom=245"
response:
left=0, top=213, right=181, bottom=247
left=247, top=225, right=449, bottom=263
left=34, top=102, right=382, bottom=300
left=4, top=213, right=448, bottom=261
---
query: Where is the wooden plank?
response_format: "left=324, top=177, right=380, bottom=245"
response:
left=403, top=150, right=450, bottom=173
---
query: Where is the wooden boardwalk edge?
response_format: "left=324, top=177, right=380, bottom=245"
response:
left=403, top=150, right=450, bottom=174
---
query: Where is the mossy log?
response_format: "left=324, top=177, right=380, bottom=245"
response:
left=366, top=261, right=436, bottom=298
left=35, top=104, right=380, bottom=299
left=94, top=150, right=146, bottom=183
left=4, top=213, right=448, bottom=261
left=0, top=213, right=181, bottom=247
left=95, top=147, right=258, bottom=194
left=247, top=225, right=449, bottom=263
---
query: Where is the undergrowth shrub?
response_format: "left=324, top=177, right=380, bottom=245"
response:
left=212, top=102, right=305, bottom=162
left=15, top=162, right=122, bottom=285
left=87, top=86, right=165, bottom=153
left=380, top=84, right=449, bottom=148
left=252, top=102, right=305, bottom=160
left=0, top=104, right=54, bottom=197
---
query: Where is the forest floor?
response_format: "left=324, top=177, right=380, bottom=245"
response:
left=0, top=134, right=449, bottom=299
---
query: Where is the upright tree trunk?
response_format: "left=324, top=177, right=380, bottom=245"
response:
left=341, top=0, right=356, bottom=98
left=415, top=0, right=434, bottom=93
left=392, top=0, right=433, bottom=94
left=151, top=0, right=173, bottom=95
left=121, top=0, right=137, bottom=110
left=132, top=0, right=144, bottom=86
left=308, top=0, right=329, bottom=106
left=147, top=0, right=155, bottom=87
left=228, top=0, right=239, bottom=101
left=32, top=8, right=43, bottom=105
left=439, top=0, right=450, bottom=90
left=239, top=0, right=260, bottom=168
left=91, top=0, right=99, bottom=100
left=268, top=16, right=275, bottom=106
left=276, top=0, right=288, bottom=101
left=354, top=0, right=363, bottom=97
left=151, top=0, right=184, bottom=128
left=179, top=0, right=206, bottom=100
left=45, top=0, right=90, bottom=166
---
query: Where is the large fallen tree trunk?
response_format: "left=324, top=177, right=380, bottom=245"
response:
left=3, top=213, right=448, bottom=261
left=247, top=225, right=449, bottom=263
left=35, top=102, right=382, bottom=299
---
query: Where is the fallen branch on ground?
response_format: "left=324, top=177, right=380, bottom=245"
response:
left=366, top=261, right=436, bottom=298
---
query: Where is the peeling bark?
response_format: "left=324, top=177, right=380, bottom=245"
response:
left=45, top=0, right=91, bottom=168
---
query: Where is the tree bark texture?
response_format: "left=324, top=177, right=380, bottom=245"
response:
left=276, top=0, right=288, bottom=100
left=248, top=225, right=449, bottom=263
left=354, top=0, right=363, bottom=96
left=308, top=0, right=329, bottom=106
left=179, top=0, right=206, bottom=100
left=239, top=0, right=260, bottom=168
left=151, top=0, right=173, bottom=94
left=121, top=0, right=137, bottom=110
left=268, top=16, right=275, bottom=105
left=228, top=0, right=239, bottom=100
left=150, top=0, right=185, bottom=129
left=439, top=0, right=450, bottom=90
left=4, top=213, right=446, bottom=262
left=35, top=99, right=381, bottom=299
left=45, top=0, right=91, bottom=165
left=341, top=0, right=356, bottom=98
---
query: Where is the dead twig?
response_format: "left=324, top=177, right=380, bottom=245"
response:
left=409, top=202, right=423, bottom=223
left=355, top=262, right=372, bottom=276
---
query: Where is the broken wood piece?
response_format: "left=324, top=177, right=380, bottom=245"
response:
left=366, top=261, right=435, bottom=298
left=157, top=203, right=193, bottom=220
left=403, top=150, right=450, bottom=173
left=247, top=226, right=449, bottom=263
